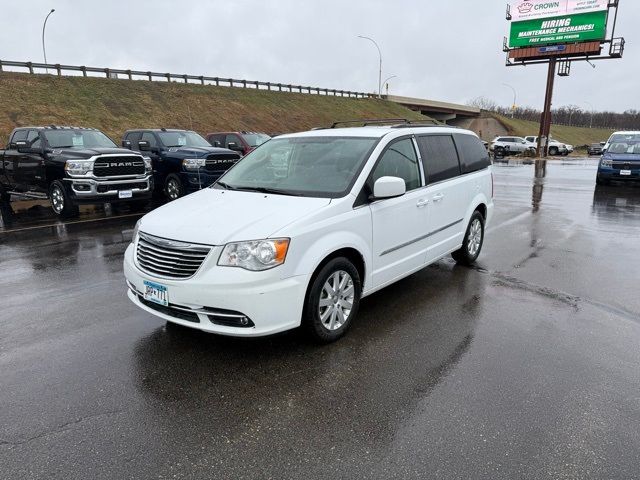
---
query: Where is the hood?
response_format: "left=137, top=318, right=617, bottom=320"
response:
left=138, top=188, right=331, bottom=245
left=163, top=146, right=236, bottom=159
left=53, top=147, right=139, bottom=159
left=604, top=153, right=640, bottom=162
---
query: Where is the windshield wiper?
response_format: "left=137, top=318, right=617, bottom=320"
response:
left=238, top=186, right=304, bottom=197
left=215, top=181, right=237, bottom=190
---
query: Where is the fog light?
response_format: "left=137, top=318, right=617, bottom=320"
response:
left=240, top=317, right=249, bottom=326
left=74, top=183, right=90, bottom=191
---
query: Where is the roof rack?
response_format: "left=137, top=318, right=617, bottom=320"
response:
left=391, top=119, right=450, bottom=128
left=329, top=118, right=409, bottom=129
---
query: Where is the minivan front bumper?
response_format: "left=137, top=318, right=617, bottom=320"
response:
left=123, top=244, right=308, bottom=336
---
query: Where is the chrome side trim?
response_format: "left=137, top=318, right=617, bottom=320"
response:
left=380, top=218, right=463, bottom=256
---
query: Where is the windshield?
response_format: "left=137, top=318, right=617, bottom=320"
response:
left=158, top=131, right=211, bottom=148
left=607, top=141, right=640, bottom=155
left=215, top=136, right=378, bottom=197
left=610, top=134, right=640, bottom=144
left=242, top=133, right=271, bottom=147
left=43, top=130, right=117, bottom=149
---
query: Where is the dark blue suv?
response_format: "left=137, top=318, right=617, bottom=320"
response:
left=123, top=129, right=241, bottom=200
left=597, top=133, right=640, bottom=186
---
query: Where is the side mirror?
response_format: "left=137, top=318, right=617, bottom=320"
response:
left=138, top=140, right=151, bottom=151
left=372, top=176, right=406, bottom=200
left=122, top=140, right=132, bottom=149
left=15, top=141, right=29, bottom=153
left=227, top=142, right=242, bottom=152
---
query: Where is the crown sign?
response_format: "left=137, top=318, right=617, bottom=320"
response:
left=518, top=2, right=534, bottom=13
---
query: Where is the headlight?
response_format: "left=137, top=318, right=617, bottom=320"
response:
left=64, top=159, right=93, bottom=175
left=182, top=158, right=206, bottom=170
left=143, top=156, right=152, bottom=172
left=218, top=238, right=290, bottom=271
left=600, top=158, right=613, bottom=168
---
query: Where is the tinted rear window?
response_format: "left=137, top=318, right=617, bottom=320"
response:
left=416, top=135, right=461, bottom=184
left=454, top=134, right=491, bottom=174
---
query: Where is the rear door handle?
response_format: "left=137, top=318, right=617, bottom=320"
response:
left=416, top=199, right=429, bottom=208
left=433, top=193, right=444, bottom=203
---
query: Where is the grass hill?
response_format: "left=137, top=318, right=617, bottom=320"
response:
left=493, top=114, right=613, bottom=148
left=0, top=72, right=428, bottom=142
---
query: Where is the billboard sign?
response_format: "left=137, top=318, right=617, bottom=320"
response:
left=509, top=0, right=609, bottom=48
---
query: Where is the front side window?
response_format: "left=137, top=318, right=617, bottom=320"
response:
left=369, top=138, right=421, bottom=192
left=141, top=132, right=158, bottom=148
left=158, top=131, right=210, bottom=148
left=43, top=130, right=117, bottom=149
left=216, top=136, right=378, bottom=198
left=416, top=135, right=461, bottom=184
left=26, top=130, right=42, bottom=149
left=9, top=130, right=28, bottom=147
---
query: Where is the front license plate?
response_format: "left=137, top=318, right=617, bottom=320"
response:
left=143, top=280, right=169, bottom=306
left=620, top=170, right=632, bottom=176
left=119, top=189, right=133, bottom=199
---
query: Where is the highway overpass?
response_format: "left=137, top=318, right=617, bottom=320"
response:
left=383, top=95, right=481, bottom=124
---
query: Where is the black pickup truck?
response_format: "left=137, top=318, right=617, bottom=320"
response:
left=122, top=129, right=241, bottom=200
left=0, top=126, right=153, bottom=216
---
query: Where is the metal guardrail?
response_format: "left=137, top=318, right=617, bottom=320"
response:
left=0, top=60, right=374, bottom=99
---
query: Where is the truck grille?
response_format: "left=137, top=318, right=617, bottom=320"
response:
left=136, top=233, right=211, bottom=279
left=612, top=162, right=640, bottom=170
left=94, top=156, right=146, bottom=177
left=204, top=154, right=240, bottom=173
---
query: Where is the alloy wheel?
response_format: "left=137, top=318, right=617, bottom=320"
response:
left=318, top=270, right=355, bottom=331
left=467, top=218, right=482, bottom=256
left=51, top=186, right=64, bottom=214
left=167, top=179, right=180, bottom=200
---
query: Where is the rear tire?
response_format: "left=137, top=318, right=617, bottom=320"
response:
left=302, top=257, right=362, bottom=343
left=549, top=147, right=559, bottom=156
left=165, top=174, right=185, bottom=201
left=452, top=211, right=485, bottom=266
left=49, top=180, right=79, bottom=218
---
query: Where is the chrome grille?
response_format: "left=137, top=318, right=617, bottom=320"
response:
left=136, top=233, right=210, bottom=279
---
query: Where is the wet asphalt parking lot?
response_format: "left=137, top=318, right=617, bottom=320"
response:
left=1, top=158, right=639, bottom=479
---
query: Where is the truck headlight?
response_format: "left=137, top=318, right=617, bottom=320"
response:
left=600, top=158, right=613, bottom=168
left=182, top=158, right=206, bottom=170
left=64, top=159, right=93, bottom=175
left=143, top=156, right=152, bottom=172
left=218, top=238, right=290, bottom=271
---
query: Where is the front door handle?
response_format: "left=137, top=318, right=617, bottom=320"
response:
left=432, top=193, right=445, bottom=203
left=416, top=199, right=429, bottom=208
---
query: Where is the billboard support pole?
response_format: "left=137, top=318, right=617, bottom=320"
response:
left=536, top=58, right=557, bottom=158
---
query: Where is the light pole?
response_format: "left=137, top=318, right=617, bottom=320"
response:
left=357, top=35, right=382, bottom=98
left=42, top=9, right=55, bottom=73
left=584, top=101, right=594, bottom=129
left=502, top=83, right=517, bottom=118
left=382, top=75, right=397, bottom=95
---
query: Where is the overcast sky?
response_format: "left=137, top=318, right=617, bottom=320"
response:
left=1, top=0, right=638, bottom=113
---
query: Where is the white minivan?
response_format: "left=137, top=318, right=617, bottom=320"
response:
left=124, top=123, right=494, bottom=342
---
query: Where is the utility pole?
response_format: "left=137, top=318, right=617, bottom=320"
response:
left=536, top=58, right=557, bottom=158
left=42, top=9, right=55, bottom=73
left=502, top=83, right=517, bottom=118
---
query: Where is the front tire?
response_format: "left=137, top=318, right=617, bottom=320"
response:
left=165, top=174, right=185, bottom=201
left=549, top=147, right=559, bottom=156
left=452, top=211, right=485, bottom=266
left=49, top=180, right=79, bottom=218
left=302, top=257, right=362, bottom=343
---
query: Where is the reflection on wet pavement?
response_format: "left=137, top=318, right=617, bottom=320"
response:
left=1, top=158, right=640, bottom=479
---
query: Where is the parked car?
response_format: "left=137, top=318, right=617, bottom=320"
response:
left=603, top=131, right=640, bottom=153
left=490, top=136, right=536, bottom=156
left=588, top=143, right=604, bottom=156
left=596, top=134, right=640, bottom=185
left=124, top=123, right=494, bottom=342
left=524, top=136, right=569, bottom=156
left=0, top=126, right=152, bottom=216
left=122, top=129, right=241, bottom=200
left=206, top=131, right=271, bottom=156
